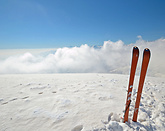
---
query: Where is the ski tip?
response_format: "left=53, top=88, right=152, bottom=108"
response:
left=144, top=48, right=151, bottom=58
left=133, top=46, right=139, bottom=55
left=144, top=48, right=151, bottom=55
left=133, top=46, right=139, bottom=50
left=144, top=48, right=150, bottom=52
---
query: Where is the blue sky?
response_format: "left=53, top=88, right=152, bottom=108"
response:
left=0, top=0, right=165, bottom=49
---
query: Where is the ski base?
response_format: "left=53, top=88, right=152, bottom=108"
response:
left=132, top=48, right=151, bottom=122
left=123, top=46, right=139, bottom=123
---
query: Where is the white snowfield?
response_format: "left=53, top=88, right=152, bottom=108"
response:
left=0, top=74, right=164, bottom=131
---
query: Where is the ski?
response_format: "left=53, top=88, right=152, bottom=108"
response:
left=132, top=48, right=151, bottom=122
left=123, top=46, right=139, bottom=123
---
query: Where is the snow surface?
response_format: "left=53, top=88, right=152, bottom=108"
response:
left=0, top=74, right=164, bottom=131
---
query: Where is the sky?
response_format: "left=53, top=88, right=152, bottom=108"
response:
left=0, top=0, right=165, bottom=49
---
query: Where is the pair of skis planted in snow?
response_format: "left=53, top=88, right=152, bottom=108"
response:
left=123, top=46, right=151, bottom=123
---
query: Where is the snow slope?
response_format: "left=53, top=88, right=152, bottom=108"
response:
left=0, top=74, right=164, bottom=131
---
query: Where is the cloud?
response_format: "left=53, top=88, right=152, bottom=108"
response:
left=137, top=35, right=142, bottom=39
left=0, top=37, right=165, bottom=77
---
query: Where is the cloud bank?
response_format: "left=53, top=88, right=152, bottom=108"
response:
left=0, top=37, right=165, bottom=77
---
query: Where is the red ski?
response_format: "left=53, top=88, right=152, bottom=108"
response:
left=124, top=46, right=139, bottom=123
left=132, top=48, right=151, bottom=122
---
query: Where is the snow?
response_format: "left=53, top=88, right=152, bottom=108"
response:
left=0, top=74, right=164, bottom=131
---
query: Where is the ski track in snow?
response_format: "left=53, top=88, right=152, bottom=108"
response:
left=0, top=74, right=164, bottom=131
